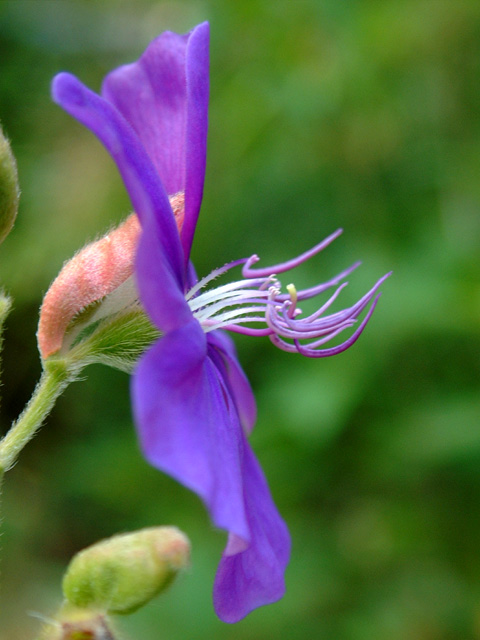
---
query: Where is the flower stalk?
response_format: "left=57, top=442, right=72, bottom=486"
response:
left=0, top=358, right=75, bottom=473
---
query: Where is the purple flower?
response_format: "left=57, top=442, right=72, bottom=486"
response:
left=51, top=23, right=389, bottom=622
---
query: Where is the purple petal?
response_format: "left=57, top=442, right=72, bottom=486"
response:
left=182, top=22, right=209, bottom=264
left=102, top=32, right=188, bottom=195
left=135, top=225, right=193, bottom=332
left=213, top=441, right=291, bottom=623
left=207, top=331, right=257, bottom=434
left=132, top=319, right=250, bottom=541
left=51, top=72, right=192, bottom=331
left=133, top=319, right=289, bottom=622
left=242, top=229, right=343, bottom=278
left=102, top=22, right=209, bottom=264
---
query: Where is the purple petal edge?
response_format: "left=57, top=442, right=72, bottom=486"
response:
left=101, top=22, right=209, bottom=266
left=182, top=21, right=209, bottom=264
left=213, top=440, right=291, bottom=623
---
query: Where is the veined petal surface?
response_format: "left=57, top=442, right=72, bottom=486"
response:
left=208, top=330, right=257, bottom=434
left=102, top=22, right=209, bottom=264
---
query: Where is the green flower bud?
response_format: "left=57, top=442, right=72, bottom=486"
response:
left=0, top=125, right=19, bottom=244
left=62, top=527, right=190, bottom=615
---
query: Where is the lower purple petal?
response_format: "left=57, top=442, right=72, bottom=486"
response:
left=213, top=440, right=291, bottom=623
left=132, top=319, right=249, bottom=540
left=132, top=320, right=289, bottom=622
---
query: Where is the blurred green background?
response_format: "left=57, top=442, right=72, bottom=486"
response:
left=1, top=0, right=480, bottom=638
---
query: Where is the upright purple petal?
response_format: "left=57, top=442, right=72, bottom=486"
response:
left=102, top=22, right=209, bottom=264
left=132, top=319, right=249, bottom=541
left=213, top=441, right=291, bottom=623
left=182, top=22, right=209, bottom=263
left=51, top=72, right=192, bottom=331
left=102, top=31, right=188, bottom=196
left=208, top=331, right=257, bottom=434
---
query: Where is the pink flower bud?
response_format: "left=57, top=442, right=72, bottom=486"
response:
left=37, top=193, right=184, bottom=360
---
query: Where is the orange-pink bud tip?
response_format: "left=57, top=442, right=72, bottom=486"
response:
left=37, top=193, right=184, bottom=360
left=37, top=214, right=140, bottom=359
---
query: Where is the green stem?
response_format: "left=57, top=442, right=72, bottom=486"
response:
left=0, top=358, right=76, bottom=473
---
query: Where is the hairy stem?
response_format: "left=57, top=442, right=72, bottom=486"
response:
left=0, top=358, right=76, bottom=473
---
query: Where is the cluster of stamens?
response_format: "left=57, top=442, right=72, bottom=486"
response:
left=186, top=229, right=390, bottom=358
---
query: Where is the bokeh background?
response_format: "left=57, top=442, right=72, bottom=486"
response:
left=1, top=0, right=479, bottom=638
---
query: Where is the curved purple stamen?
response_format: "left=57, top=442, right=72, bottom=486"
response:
left=292, top=294, right=382, bottom=357
left=242, top=229, right=343, bottom=278
left=224, top=326, right=274, bottom=337
left=278, top=282, right=380, bottom=335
